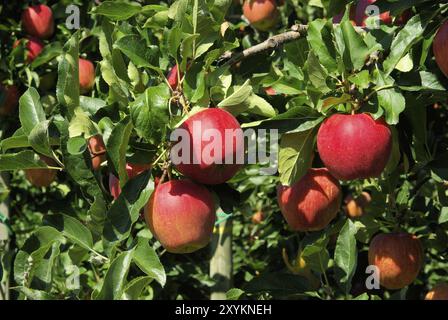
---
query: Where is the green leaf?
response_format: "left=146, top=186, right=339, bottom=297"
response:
left=95, top=250, right=134, bottom=300
left=19, top=87, right=46, bottom=135
left=0, top=150, right=58, bottom=171
left=307, top=20, right=338, bottom=73
left=67, top=136, right=87, bottom=155
left=106, top=116, right=133, bottom=185
left=226, top=288, right=245, bottom=300
left=278, top=129, right=316, bottom=186
left=334, top=219, right=358, bottom=294
left=383, top=15, right=425, bottom=75
left=43, top=214, right=94, bottom=252
left=340, top=20, right=369, bottom=71
left=114, top=35, right=159, bottom=69
left=30, top=42, right=62, bottom=69
left=133, top=238, right=166, bottom=287
left=122, top=276, right=152, bottom=300
left=439, top=207, right=448, bottom=224
left=56, top=32, right=80, bottom=119
left=93, top=1, right=142, bottom=21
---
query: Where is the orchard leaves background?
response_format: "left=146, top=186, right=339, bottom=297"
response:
left=0, top=0, right=447, bottom=300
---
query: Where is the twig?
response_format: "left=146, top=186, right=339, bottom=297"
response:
left=219, top=23, right=366, bottom=66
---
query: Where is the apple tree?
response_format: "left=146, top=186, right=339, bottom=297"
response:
left=0, top=0, right=448, bottom=300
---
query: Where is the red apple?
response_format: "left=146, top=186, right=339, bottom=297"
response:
left=355, top=0, right=392, bottom=26
left=369, top=232, right=423, bottom=290
left=109, top=163, right=152, bottom=199
left=171, top=108, right=244, bottom=185
left=167, top=64, right=182, bottom=90
left=21, top=4, right=54, bottom=39
left=277, top=168, right=342, bottom=232
left=317, top=113, right=392, bottom=181
left=251, top=211, right=265, bottom=224
left=88, top=135, right=106, bottom=171
left=434, top=21, right=448, bottom=78
left=0, top=84, right=19, bottom=116
left=14, top=37, right=44, bottom=63
left=425, top=283, right=448, bottom=300
left=242, top=0, right=280, bottom=32
left=25, top=155, right=57, bottom=187
left=144, top=179, right=216, bottom=253
left=79, top=58, right=95, bottom=93
left=344, top=191, right=372, bottom=218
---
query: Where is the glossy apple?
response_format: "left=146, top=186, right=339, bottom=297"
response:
left=79, top=58, right=95, bottom=93
left=109, top=163, right=152, bottom=199
left=21, top=4, right=54, bottom=39
left=144, top=179, right=216, bottom=253
left=344, top=191, right=372, bottom=218
left=434, top=21, right=448, bottom=78
left=171, top=108, right=244, bottom=185
left=25, top=155, right=57, bottom=187
left=368, top=232, right=423, bottom=290
left=14, top=37, right=44, bottom=63
left=317, top=113, right=392, bottom=180
left=0, top=84, right=19, bottom=116
left=425, top=283, right=448, bottom=300
left=88, top=135, right=106, bottom=171
left=277, top=168, right=342, bottom=232
left=242, top=0, right=279, bottom=31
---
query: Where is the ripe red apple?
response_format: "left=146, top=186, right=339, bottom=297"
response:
left=88, top=135, right=106, bottom=171
left=434, top=21, right=448, bottom=78
left=144, top=179, right=216, bottom=253
left=242, top=0, right=280, bottom=32
left=344, top=191, right=372, bottom=218
left=171, top=108, right=244, bottom=185
left=0, top=84, right=19, bottom=116
left=425, top=283, right=448, bottom=300
left=25, top=155, right=57, bottom=187
left=21, top=4, right=54, bottom=39
left=109, top=163, right=152, bottom=199
left=317, top=113, right=392, bottom=181
left=167, top=64, right=182, bottom=90
left=277, top=168, right=342, bottom=232
left=368, top=232, right=423, bottom=290
left=79, top=58, right=95, bottom=93
left=251, top=210, right=265, bottom=224
left=355, top=0, right=392, bottom=26
left=14, top=37, right=44, bottom=63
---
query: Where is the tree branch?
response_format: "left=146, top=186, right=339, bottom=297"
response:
left=219, top=23, right=366, bottom=66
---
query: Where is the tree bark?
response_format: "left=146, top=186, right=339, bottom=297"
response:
left=0, top=173, right=10, bottom=300
left=210, top=218, right=233, bottom=300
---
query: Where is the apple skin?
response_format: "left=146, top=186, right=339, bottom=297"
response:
left=109, top=163, right=152, bottom=200
left=88, top=135, right=106, bottom=171
left=242, top=0, right=280, bottom=32
left=277, top=168, right=342, bottom=232
left=144, top=179, right=216, bottom=253
left=79, top=58, right=95, bottom=93
left=172, top=108, right=244, bottom=185
left=14, top=37, right=44, bottom=63
left=264, top=86, right=277, bottom=96
left=434, top=21, right=448, bottom=78
left=344, top=191, right=372, bottom=218
left=355, top=0, right=392, bottom=26
left=317, top=113, right=392, bottom=181
left=0, top=84, right=19, bottom=116
left=167, top=64, right=182, bottom=90
left=368, top=232, right=423, bottom=290
left=25, top=155, right=57, bottom=187
left=425, top=283, right=448, bottom=300
left=21, top=4, right=54, bottom=39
